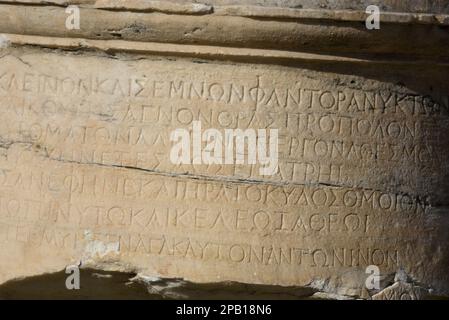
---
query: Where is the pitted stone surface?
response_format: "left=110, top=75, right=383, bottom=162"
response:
left=0, top=0, right=448, bottom=300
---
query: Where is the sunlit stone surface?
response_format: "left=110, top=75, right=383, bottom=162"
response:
left=0, top=0, right=448, bottom=299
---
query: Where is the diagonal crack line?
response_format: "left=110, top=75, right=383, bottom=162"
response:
left=0, top=139, right=432, bottom=207
left=40, top=154, right=432, bottom=208
left=0, top=140, right=33, bottom=150
left=48, top=155, right=332, bottom=188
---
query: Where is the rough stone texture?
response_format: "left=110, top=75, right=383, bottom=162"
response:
left=0, top=0, right=448, bottom=299
left=3, top=0, right=449, bottom=13
left=0, top=269, right=318, bottom=299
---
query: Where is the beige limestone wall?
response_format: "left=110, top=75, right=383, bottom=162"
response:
left=0, top=0, right=448, bottom=299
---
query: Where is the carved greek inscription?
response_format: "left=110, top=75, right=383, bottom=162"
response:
left=0, top=51, right=445, bottom=286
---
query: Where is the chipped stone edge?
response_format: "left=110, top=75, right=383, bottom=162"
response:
left=1, top=0, right=449, bottom=25
left=2, top=33, right=448, bottom=67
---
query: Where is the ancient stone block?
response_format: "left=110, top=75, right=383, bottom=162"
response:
left=0, top=0, right=448, bottom=299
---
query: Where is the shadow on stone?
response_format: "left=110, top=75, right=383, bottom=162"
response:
left=0, top=269, right=316, bottom=300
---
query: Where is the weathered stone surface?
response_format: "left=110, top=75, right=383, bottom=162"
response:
left=0, top=0, right=448, bottom=299
left=0, top=269, right=316, bottom=299
left=372, top=281, right=430, bottom=300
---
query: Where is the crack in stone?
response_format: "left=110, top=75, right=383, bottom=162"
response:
left=0, top=137, right=434, bottom=209
left=42, top=149, right=434, bottom=209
